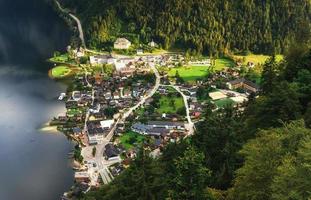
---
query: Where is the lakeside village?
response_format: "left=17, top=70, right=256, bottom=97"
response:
left=50, top=37, right=261, bottom=198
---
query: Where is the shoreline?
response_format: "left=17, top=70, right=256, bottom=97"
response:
left=39, top=121, right=59, bottom=133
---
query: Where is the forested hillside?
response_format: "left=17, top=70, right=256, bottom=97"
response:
left=62, top=0, right=310, bottom=55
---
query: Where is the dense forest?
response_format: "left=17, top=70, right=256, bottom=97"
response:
left=61, top=0, right=311, bottom=55
left=72, top=22, right=311, bottom=200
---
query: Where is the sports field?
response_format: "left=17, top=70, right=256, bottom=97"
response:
left=168, top=58, right=235, bottom=82
left=51, top=66, right=72, bottom=78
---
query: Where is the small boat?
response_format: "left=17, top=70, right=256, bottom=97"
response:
left=58, top=93, right=66, bottom=100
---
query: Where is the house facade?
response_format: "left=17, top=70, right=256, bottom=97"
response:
left=90, top=55, right=115, bottom=65
left=226, top=78, right=260, bottom=93
left=114, top=38, right=131, bottom=49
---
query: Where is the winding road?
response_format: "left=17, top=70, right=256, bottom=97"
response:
left=160, top=84, right=195, bottom=136
left=54, top=0, right=86, bottom=48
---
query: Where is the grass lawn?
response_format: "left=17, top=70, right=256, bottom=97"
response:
left=50, top=54, right=70, bottom=63
left=214, top=98, right=235, bottom=108
left=234, top=54, right=283, bottom=65
left=92, top=65, right=103, bottom=73
left=157, top=96, right=184, bottom=114
left=214, top=58, right=235, bottom=70
left=67, top=108, right=83, bottom=116
left=168, top=66, right=210, bottom=82
left=144, top=49, right=168, bottom=55
left=167, top=58, right=234, bottom=82
left=119, top=131, right=145, bottom=150
left=51, top=66, right=72, bottom=78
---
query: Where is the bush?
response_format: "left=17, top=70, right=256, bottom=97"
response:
left=92, top=147, right=97, bottom=157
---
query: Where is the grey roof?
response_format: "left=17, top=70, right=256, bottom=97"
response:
left=93, top=55, right=112, bottom=59
left=147, top=127, right=169, bottom=136
left=228, top=78, right=245, bottom=85
left=87, top=121, right=105, bottom=135
left=132, top=123, right=170, bottom=136
left=147, top=121, right=184, bottom=127
left=73, top=127, right=82, bottom=133
left=154, top=138, right=162, bottom=146
left=228, top=78, right=260, bottom=90
left=104, top=144, right=119, bottom=158
left=243, top=79, right=260, bottom=90
left=132, top=123, right=149, bottom=132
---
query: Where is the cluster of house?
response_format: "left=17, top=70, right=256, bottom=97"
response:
left=207, top=76, right=259, bottom=109
left=89, top=54, right=155, bottom=77
left=56, top=91, right=93, bottom=126
left=159, top=85, right=205, bottom=120
left=97, top=120, right=189, bottom=172
left=86, top=78, right=154, bottom=144
left=87, top=119, right=114, bottom=144
left=204, top=67, right=260, bottom=93
left=131, top=121, right=187, bottom=148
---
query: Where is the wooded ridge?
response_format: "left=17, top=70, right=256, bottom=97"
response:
left=62, top=0, right=311, bottom=55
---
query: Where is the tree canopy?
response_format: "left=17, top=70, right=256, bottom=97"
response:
left=62, top=0, right=311, bottom=55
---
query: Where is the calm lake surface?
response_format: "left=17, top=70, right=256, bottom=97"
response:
left=0, top=0, right=74, bottom=199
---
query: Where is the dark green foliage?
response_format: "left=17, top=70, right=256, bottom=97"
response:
left=305, top=103, right=311, bottom=128
left=193, top=105, right=244, bottom=189
left=92, top=147, right=96, bottom=157
left=293, top=68, right=311, bottom=108
left=175, top=70, right=184, bottom=84
left=261, top=56, right=280, bottom=94
left=62, top=0, right=311, bottom=54
left=230, top=121, right=311, bottom=200
left=166, top=146, right=211, bottom=200
left=103, top=107, right=118, bottom=118
left=244, top=81, right=302, bottom=132
left=74, top=144, right=83, bottom=163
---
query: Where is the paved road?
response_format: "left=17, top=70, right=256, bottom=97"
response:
left=54, top=0, right=86, bottom=48
left=68, top=13, right=86, bottom=48
left=82, top=144, right=121, bottom=185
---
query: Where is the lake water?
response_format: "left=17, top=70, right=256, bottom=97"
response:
left=0, top=0, right=74, bottom=199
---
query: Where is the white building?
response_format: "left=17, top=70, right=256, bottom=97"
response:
left=115, top=62, right=127, bottom=71
left=90, top=55, right=115, bottom=65
left=74, top=172, right=91, bottom=183
left=114, top=38, right=131, bottom=49
left=189, top=59, right=211, bottom=66
left=100, top=120, right=114, bottom=129
left=148, top=40, right=157, bottom=48
left=137, top=49, right=143, bottom=55
left=114, top=57, right=135, bottom=71
left=88, top=134, right=104, bottom=145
